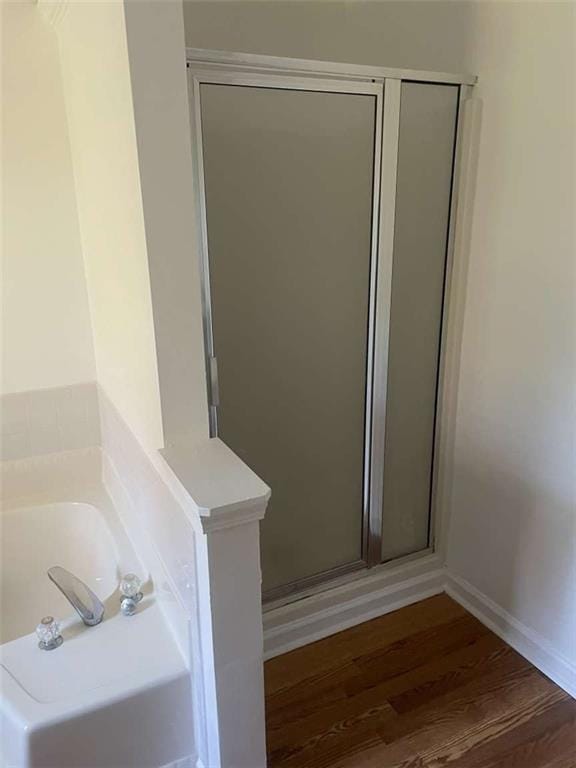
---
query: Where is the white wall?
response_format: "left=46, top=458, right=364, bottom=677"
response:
left=184, top=0, right=576, bottom=668
left=183, top=0, right=473, bottom=73
left=1, top=1, right=95, bottom=394
left=446, top=1, right=576, bottom=666
left=53, top=0, right=164, bottom=449
left=3, top=0, right=208, bottom=450
left=48, top=0, right=210, bottom=451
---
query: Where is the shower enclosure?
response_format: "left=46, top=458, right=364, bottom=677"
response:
left=187, top=50, right=473, bottom=601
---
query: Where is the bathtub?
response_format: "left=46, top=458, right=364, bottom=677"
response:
left=1, top=501, right=137, bottom=646
left=0, top=491, right=194, bottom=768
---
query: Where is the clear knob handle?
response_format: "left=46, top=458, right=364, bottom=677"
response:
left=120, top=573, right=142, bottom=600
left=36, top=616, right=63, bottom=650
left=120, top=574, right=143, bottom=616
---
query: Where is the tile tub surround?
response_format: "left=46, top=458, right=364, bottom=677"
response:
left=0, top=446, right=102, bottom=503
left=1, top=383, right=100, bottom=461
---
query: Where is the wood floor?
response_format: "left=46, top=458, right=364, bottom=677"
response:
left=264, top=594, right=576, bottom=768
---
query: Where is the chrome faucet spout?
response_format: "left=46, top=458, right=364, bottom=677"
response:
left=47, top=566, right=105, bottom=626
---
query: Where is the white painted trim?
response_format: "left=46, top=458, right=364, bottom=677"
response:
left=161, top=437, right=270, bottom=532
left=197, top=498, right=268, bottom=533
left=186, top=47, right=477, bottom=86
left=263, top=554, right=444, bottom=659
left=445, top=571, right=576, bottom=699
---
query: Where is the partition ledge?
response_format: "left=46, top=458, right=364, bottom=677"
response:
left=161, top=437, right=270, bottom=533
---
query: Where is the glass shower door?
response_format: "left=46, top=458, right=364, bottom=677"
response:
left=198, top=80, right=380, bottom=595
left=380, top=83, right=460, bottom=561
left=192, top=67, right=463, bottom=598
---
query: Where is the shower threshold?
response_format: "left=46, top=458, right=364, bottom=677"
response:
left=262, top=548, right=443, bottom=658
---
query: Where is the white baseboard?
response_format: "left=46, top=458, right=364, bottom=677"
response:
left=445, top=571, right=576, bottom=699
left=263, top=554, right=445, bottom=659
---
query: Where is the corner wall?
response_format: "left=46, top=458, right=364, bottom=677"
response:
left=1, top=1, right=95, bottom=394
left=49, top=0, right=210, bottom=451
left=53, top=0, right=164, bottom=450
left=445, top=1, right=576, bottom=670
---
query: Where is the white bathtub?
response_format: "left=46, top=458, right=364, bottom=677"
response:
left=1, top=501, right=135, bottom=646
left=0, top=491, right=194, bottom=768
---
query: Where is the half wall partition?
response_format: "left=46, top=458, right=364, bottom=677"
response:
left=187, top=50, right=473, bottom=601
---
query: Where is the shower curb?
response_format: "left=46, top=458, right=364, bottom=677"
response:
left=263, top=555, right=444, bottom=659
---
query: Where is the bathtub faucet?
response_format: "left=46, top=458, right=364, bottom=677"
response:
left=47, top=566, right=105, bottom=626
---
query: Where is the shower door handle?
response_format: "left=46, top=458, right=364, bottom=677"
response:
left=209, top=356, right=220, bottom=407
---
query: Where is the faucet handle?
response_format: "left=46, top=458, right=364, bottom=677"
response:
left=36, top=616, right=63, bottom=650
left=47, top=566, right=104, bottom=626
left=120, top=573, right=143, bottom=616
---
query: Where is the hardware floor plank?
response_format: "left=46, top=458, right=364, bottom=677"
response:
left=265, top=595, right=576, bottom=768
left=445, top=696, right=576, bottom=768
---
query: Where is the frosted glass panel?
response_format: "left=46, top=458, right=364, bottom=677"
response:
left=381, top=83, right=459, bottom=562
left=200, top=84, right=375, bottom=592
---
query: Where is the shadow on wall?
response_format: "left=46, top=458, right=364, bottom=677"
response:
left=182, top=0, right=476, bottom=75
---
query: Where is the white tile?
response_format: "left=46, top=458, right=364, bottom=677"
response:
left=1, top=431, right=30, bottom=461
left=26, top=389, right=59, bottom=432
left=1, top=393, right=29, bottom=436
left=1, top=448, right=101, bottom=507
left=58, top=419, right=90, bottom=451
left=55, top=385, right=87, bottom=425
left=83, top=385, right=101, bottom=443
left=84, top=416, right=101, bottom=446
left=28, top=426, right=61, bottom=456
